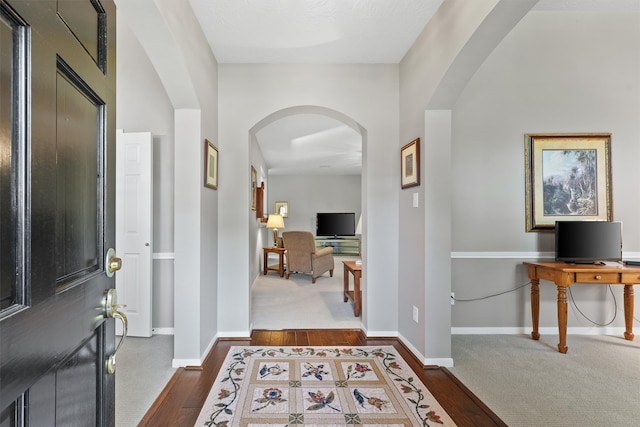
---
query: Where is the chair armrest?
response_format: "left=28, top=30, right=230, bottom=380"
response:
left=314, top=246, right=333, bottom=257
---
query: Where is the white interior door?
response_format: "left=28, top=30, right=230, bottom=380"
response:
left=116, top=130, right=153, bottom=337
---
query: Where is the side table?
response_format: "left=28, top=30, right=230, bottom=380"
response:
left=343, top=260, right=362, bottom=316
left=263, top=247, right=286, bottom=277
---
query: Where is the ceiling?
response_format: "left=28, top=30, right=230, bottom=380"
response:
left=187, top=0, right=639, bottom=175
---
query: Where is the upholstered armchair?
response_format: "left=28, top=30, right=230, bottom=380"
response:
left=282, top=231, right=334, bottom=283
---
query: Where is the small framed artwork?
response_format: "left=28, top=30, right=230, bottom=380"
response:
left=401, top=138, right=420, bottom=189
left=524, top=133, right=612, bottom=232
left=204, top=139, right=218, bottom=189
left=274, top=201, right=288, bottom=218
left=251, top=166, right=257, bottom=210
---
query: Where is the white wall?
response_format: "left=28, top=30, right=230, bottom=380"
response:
left=398, top=0, right=527, bottom=363
left=450, top=11, right=640, bottom=330
left=218, top=65, right=399, bottom=336
left=249, top=137, right=269, bottom=288
left=267, top=175, right=361, bottom=234
left=116, top=0, right=219, bottom=365
left=116, top=10, right=175, bottom=331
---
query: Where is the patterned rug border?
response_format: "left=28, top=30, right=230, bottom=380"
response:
left=194, top=346, right=456, bottom=426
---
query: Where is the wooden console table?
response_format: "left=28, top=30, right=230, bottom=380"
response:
left=343, top=261, right=362, bottom=316
left=523, top=261, right=640, bottom=353
left=263, top=247, right=286, bottom=277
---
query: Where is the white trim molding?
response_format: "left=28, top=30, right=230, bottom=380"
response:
left=153, top=252, right=175, bottom=260
left=172, top=333, right=219, bottom=368
left=217, top=330, right=251, bottom=338
left=452, top=251, right=640, bottom=259
left=451, top=251, right=554, bottom=259
left=152, top=327, right=175, bottom=335
left=398, top=333, right=454, bottom=368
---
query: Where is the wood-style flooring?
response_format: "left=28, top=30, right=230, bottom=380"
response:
left=139, top=329, right=506, bottom=426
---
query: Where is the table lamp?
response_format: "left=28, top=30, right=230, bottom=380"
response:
left=266, top=214, right=285, bottom=247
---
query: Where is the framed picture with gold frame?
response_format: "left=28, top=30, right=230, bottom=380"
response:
left=524, top=133, right=612, bottom=232
left=401, top=138, right=420, bottom=189
left=274, top=201, right=288, bottom=218
left=251, top=166, right=257, bottom=210
left=204, top=139, right=218, bottom=190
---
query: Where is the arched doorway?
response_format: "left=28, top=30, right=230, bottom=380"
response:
left=248, top=106, right=367, bottom=329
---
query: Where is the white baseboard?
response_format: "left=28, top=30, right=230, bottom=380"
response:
left=217, top=330, right=251, bottom=338
left=152, top=327, right=174, bottom=335
left=360, top=327, right=398, bottom=337
left=172, top=333, right=219, bottom=368
left=397, top=333, right=454, bottom=368
left=172, top=358, right=200, bottom=368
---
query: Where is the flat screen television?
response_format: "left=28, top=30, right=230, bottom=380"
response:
left=555, top=220, right=622, bottom=264
left=316, top=212, right=356, bottom=237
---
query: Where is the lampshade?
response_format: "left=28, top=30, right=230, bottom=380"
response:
left=266, top=214, right=285, bottom=229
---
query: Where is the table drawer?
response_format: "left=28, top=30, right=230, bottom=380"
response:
left=575, top=272, right=619, bottom=283
left=622, top=272, right=640, bottom=283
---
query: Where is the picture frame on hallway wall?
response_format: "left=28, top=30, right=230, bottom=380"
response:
left=524, top=133, right=612, bottom=232
left=251, top=166, right=257, bottom=210
left=204, top=139, right=218, bottom=190
left=401, top=138, right=420, bottom=189
left=274, top=201, right=288, bottom=217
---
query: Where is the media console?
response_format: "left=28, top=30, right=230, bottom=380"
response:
left=315, top=237, right=360, bottom=256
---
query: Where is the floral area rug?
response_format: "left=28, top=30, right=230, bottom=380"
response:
left=194, top=346, right=456, bottom=426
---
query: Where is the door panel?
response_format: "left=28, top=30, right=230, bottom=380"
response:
left=0, top=0, right=117, bottom=425
left=55, top=64, right=101, bottom=286
left=116, top=131, right=153, bottom=337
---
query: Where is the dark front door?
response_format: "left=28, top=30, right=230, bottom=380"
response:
left=1, top=0, right=117, bottom=425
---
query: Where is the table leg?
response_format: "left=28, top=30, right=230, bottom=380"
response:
left=343, top=264, right=349, bottom=302
left=278, top=252, right=284, bottom=277
left=624, top=284, right=635, bottom=341
left=557, top=285, right=568, bottom=354
left=531, top=279, right=540, bottom=340
left=263, top=250, right=267, bottom=275
left=353, top=272, right=361, bottom=317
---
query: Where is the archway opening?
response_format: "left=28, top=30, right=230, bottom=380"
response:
left=248, top=106, right=367, bottom=329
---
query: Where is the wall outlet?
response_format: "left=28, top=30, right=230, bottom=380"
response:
left=451, top=292, right=455, bottom=305
left=412, top=192, right=419, bottom=208
left=412, top=306, right=419, bottom=323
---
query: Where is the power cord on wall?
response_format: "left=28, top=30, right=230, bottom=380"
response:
left=568, top=285, right=617, bottom=327
left=452, top=281, right=531, bottom=303
left=453, top=282, right=640, bottom=325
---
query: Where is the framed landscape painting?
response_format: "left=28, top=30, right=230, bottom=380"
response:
left=524, top=133, right=612, bottom=232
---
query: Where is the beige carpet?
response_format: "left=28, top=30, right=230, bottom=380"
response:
left=115, top=335, right=176, bottom=427
left=252, top=256, right=361, bottom=329
left=449, top=334, right=640, bottom=427
left=194, top=346, right=455, bottom=426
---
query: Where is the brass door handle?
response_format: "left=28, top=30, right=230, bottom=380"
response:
left=105, top=248, right=122, bottom=277
left=102, top=288, right=127, bottom=374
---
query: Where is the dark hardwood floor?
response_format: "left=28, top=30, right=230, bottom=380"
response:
left=139, top=329, right=506, bottom=427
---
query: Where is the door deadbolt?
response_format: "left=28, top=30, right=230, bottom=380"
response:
left=105, top=248, right=122, bottom=277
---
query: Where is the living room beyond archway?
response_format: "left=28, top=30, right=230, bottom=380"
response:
left=249, top=106, right=366, bottom=329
